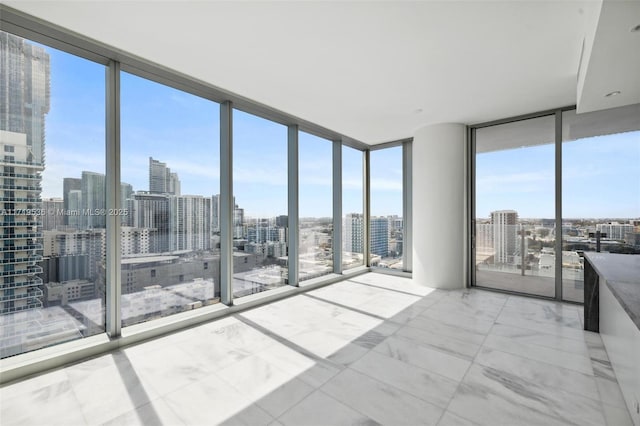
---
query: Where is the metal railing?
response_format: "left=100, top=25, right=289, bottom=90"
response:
left=0, top=288, right=43, bottom=302
left=0, top=265, right=43, bottom=277
left=0, top=243, right=43, bottom=252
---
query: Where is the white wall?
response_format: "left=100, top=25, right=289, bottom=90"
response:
left=600, top=281, right=640, bottom=426
left=412, top=123, right=466, bottom=289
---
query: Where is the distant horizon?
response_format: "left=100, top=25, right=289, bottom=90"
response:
left=476, top=131, right=639, bottom=219
left=31, top=38, right=639, bottom=220
left=476, top=216, right=639, bottom=222
left=37, top=44, right=403, bottom=217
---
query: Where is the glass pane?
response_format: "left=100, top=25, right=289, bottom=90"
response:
left=342, top=146, right=364, bottom=269
left=120, top=72, right=220, bottom=327
left=1, top=32, right=106, bottom=358
left=299, top=132, right=333, bottom=280
left=370, top=147, right=403, bottom=269
left=475, top=115, right=556, bottom=297
left=562, top=106, right=640, bottom=303
left=233, top=110, right=287, bottom=297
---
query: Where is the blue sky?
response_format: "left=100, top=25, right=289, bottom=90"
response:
left=40, top=44, right=402, bottom=218
left=370, top=146, right=403, bottom=217
left=476, top=131, right=640, bottom=219
left=38, top=41, right=637, bottom=220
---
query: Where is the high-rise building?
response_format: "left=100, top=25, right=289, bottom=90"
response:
left=491, top=210, right=518, bottom=264
left=211, top=194, right=245, bottom=237
left=120, top=182, right=133, bottom=219
left=127, top=192, right=170, bottom=253
left=370, top=216, right=389, bottom=257
left=475, top=222, right=494, bottom=261
left=0, top=32, right=50, bottom=315
left=41, top=198, right=63, bottom=231
left=596, top=222, right=635, bottom=241
left=169, top=172, right=180, bottom=196
left=169, top=195, right=211, bottom=252
left=343, top=213, right=364, bottom=254
left=81, top=171, right=105, bottom=229
left=0, top=132, right=45, bottom=314
left=121, top=226, right=152, bottom=256
left=149, top=157, right=168, bottom=194
left=149, top=157, right=180, bottom=195
left=0, top=32, right=50, bottom=162
left=62, top=177, right=81, bottom=225
left=211, top=194, right=220, bottom=233
left=67, top=190, right=82, bottom=229
left=276, top=215, right=288, bottom=228
left=233, top=201, right=244, bottom=239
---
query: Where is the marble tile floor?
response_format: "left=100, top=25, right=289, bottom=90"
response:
left=0, top=273, right=634, bottom=426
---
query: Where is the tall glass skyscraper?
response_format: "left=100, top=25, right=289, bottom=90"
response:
left=0, top=32, right=50, bottom=314
left=343, top=213, right=364, bottom=255
left=370, top=217, right=389, bottom=257
left=149, top=157, right=180, bottom=195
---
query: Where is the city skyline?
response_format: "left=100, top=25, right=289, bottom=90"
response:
left=34, top=41, right=638, bottom=220
left=1, top=19, right=636, bottom=367
left=37, top=43, right=404, bottom=217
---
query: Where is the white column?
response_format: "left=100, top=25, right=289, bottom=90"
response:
left=412, top=123, right=466, bottom=289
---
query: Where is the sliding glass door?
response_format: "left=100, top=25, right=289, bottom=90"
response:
left=473, top=104, right=640, bottom=301
left=474, top=115, right=556, bottom=297
left=561, top=106, right=640, bottom=302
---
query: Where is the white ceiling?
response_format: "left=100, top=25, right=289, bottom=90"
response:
left=5, top=0, right=639, bottom=145
left=577, top=0, right=640, bottom=114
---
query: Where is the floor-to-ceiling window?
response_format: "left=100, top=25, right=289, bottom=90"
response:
left=473, top=105, right=640, bottom=301
left=299, top=132, right=333, bottom=280
left=370, top=146, right=403, bottom=270
left=120, top=72, right=220, bottom=327
left=561, top=105, right=640, bottom=303
left=474, top=115, right=556, bottom=297
left=0, top=12, right=412, bottom=364
left=1, top=31, right=106, bottom=357
left=342, top=146, right=364, bottom=270
left=233, top=110, right=288, bottom=297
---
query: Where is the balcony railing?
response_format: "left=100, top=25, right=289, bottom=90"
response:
left=0, top=265, right=43, bottom=277
left=2, top=232, right=42, bottom=239
left=0, top=288, right=43, bottom=302
left=0, top=256, right=43, bottom=265
left=0, top=197, right=42, bottom=203
left=0, top=279, right=41, bottom=290
left=0, top=158, right=44, bottom=168
left=0, top=184, right=42, bottom=191
left=0, top=221, right=39, bottom=227
left=0, top=243, right=43, bottom=252
left=0, top=172, right=41, bottom=179
left=0, top=299, right=43, bottom=315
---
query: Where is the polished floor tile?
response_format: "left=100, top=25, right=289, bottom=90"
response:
left=396, top=323, right=482, bottom=360
left=350, top=350, right=458, bottom=408
left=473, top=347, right=600, bottom=402
left=66, top=353, right=161, bottom=425
left=495, top=308, right=586, bottom=341
left=447, top=364, right=606, bottom=426
left=320, top=368, right=444, bottom=425
left=102, top=398, right=187, bottom=426
left=372, top=334, right=471, bottom=382
left=0, top=273, right=632, bottom=426
left=254, top=343, right=341, bottom=388
left=437, top=411, right=479, bottom=426
left=488, top=323, right=589, bottom=356
left=601, top=402, right=635, bottom=426
left=278, top=390, right=380, bottom=426
left=163, top=373, right=274, bottom=426
left=0, top=376, right=86, bottom=426
left=482, top=334, right=594, bottom=375
left=407, top=314, right=489, bottom=345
